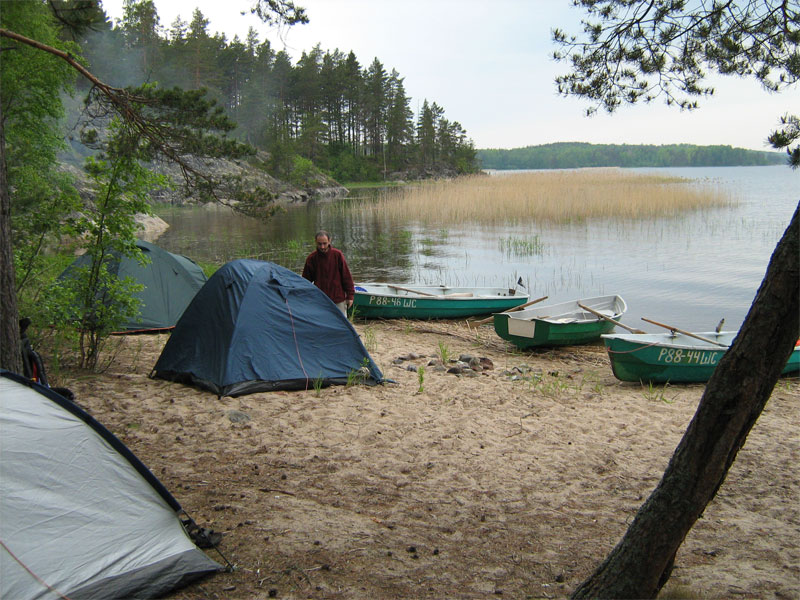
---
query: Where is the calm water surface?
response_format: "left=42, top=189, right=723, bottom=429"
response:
left=155, top=165, right=798, bottom=332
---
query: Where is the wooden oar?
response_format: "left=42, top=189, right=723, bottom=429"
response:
left=387, top=284, right=437, bottom=297
left=577, top=303, right=646, bottom=334
left=469, top=295, right=549, bottom=327
left=641, top=317, right=729, bottom=347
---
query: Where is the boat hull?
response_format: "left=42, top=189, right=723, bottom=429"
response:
left=352, top=284, right=528, bottom=319
left=493, top=295, right=627, bottom=348
left=602, top=332, right=800, bottom=383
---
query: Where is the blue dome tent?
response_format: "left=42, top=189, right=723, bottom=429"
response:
left=152, top=260, right=383, bottom=396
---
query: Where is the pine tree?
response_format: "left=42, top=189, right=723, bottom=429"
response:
left=385, top=71, right=413, bottom=170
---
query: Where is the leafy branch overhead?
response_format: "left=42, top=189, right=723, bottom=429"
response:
left=81, top=83, right=256, bottom=194
left=1, top=27, right=254, bottom=197
left=249, top=0, right=308, bottom=26
left=552, top=0, right=800, bottom=166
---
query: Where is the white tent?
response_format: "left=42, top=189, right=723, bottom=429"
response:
left=0, top=371, right=221, bottom=599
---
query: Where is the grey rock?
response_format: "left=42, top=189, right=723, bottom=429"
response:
left=227, top=410, right=251, bottom=423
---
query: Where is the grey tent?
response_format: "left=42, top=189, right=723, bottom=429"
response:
left=0, top=370, right=222, bottom=599
left=61, top=240, right=207, bottom=333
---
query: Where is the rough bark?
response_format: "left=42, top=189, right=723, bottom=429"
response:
left=572, top=203, right=800, bottom=598
left=0, top=100, right=23, bottom=374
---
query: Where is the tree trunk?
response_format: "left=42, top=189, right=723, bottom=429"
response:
left=572, top=203, right=800, bottom=598
left=0, top=101, right=23, bottom=374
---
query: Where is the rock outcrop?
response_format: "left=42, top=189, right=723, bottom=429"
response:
left=149, top=150, right=348, bottom=208
left=59, top=149, right=348, bottom=239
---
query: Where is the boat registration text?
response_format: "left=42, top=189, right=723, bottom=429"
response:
left=656, top=348, right=722, bottom=365
left=368, top=296, right=418, bottom=308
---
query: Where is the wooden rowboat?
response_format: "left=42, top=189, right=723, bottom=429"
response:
left=493, top=295, right=627, bottom=348
left=351, top=283, right=529, bottom=319
left=601, top=331, right=800, bottom=383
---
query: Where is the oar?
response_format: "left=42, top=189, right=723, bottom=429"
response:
left=577, top=303, right=646, bottom=334
left=641, top=317, right=729, bottom=347
left=387, top=284, right=437, bottom=297
left=470, top=295, right=549, bottom=327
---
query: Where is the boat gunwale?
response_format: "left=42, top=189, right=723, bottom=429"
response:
left=501, top=295, right=627, bottom=323
left=601, top=332, right=734, bottom=351
left=354, top=284, right=528, bottom=301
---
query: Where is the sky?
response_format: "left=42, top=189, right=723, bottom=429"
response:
left=101, top=0, right=798, bottom=152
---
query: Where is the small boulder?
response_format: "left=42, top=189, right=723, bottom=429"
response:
left=227, top=410, right=251, bottom=424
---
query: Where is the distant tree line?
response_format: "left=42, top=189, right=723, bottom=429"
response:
left=79, top=1, right=478, bottom=182
left=477, top=142, right=786, bottom=170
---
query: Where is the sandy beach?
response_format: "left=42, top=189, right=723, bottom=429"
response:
left=62, top=319, right=799, bottom=599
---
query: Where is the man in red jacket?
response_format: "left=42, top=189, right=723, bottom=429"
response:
left=301, top=230, right=355, bottom=316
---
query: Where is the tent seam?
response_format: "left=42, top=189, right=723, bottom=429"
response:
left=284, top=297, right=310, bottom=390
left=0, top=538, right=73, bottom=600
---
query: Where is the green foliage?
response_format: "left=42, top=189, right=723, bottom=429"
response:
left=81, top=82, right=255, bottom=187
left=363, top=326, right=377, bottom=353
left=2, top=1, right=85, bottom=300
left=77, top=4, right=478, bottom=182
left=42, top=117, right=168, bottom=369
left=313, top=372, right=324, bottom=397
left=289, top=155, right=316, bottom=187
left=196, top=260, right=221, bottom=279
left=251, top=1, right=309, bottom=27
left=478, top=143, right=786, bottom=170
left=553, top=1, right=798, bottom=111
left=436, top=340, right=451, bottom=364
left=346, top=357, right=372, bottom=386
left=327, top=150, right=382, bottom=182
left=417, top=365, right=425, bottom=394
left=266, top=138, right=297, bottom=180
left=768, top=114, right=800, bottom=168
left=45, top=263, right=143, bottom=370
left=552, top=0, right=799, bottom=167
left=499, top=236, right=545, bottom=258
left=641, top=381, right=674, bottom=404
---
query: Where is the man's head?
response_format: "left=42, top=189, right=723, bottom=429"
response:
left=315, top=230, right=331, bottom=253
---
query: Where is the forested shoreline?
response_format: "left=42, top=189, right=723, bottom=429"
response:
left=73, top=5, right=784, bottom=182
left=478, top=142, right=785, bottom=170
left=78, top=3, right=479, bottom=182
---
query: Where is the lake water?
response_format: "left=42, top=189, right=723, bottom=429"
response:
left=155, top=165, right=798, bottom=333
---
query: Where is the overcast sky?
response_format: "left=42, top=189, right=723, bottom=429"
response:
left=101, top=0, right=797, bottom=151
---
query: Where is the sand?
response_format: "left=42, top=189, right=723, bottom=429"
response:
left=62, top=319, right=799, bottom=599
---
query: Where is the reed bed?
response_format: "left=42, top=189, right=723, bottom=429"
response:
left=342, top=169, right=732, bottom=226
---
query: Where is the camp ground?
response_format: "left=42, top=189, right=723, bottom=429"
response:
left=0, top=370, right=222, bottom=599
left=152, top=259, right=384, bottom=396
left=60, top=239, right=207, bottom=333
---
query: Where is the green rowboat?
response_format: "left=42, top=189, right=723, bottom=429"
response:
left=352, top=283, right=529, bottom=319
left=602, top=331, right=800, bottom=383
left=493, top=295, right=627, bottom=348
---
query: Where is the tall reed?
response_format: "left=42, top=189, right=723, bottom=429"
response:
left=341, top=170, right=732, bottom=226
